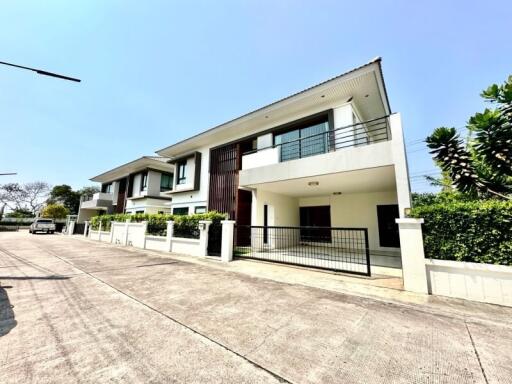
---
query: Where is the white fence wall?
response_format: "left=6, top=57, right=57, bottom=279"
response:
left=86, top=220, right=210, bottom=258
left=426, top=259, right=512, bottom=307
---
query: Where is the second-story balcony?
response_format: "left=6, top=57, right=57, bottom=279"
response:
left=80, top=192, right=113, bottom=210
left=239, top=115, right=396, bottom=187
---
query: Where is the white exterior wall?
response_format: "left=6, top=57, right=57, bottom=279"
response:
left=252, top=190, right=300, bottom=227
left=125, top=197, right=172, bottom=214
left=147, top=170, right=161, bottom=196
left=426, top=260, right=512, bottom=306
left=131, top=173, right=142, bottom=198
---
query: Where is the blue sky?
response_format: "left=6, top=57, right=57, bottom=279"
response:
left=0, top=1, right=510, bottom=193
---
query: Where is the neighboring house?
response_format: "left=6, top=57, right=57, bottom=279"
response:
left=77, top=156, right=174, bottom=222
left=79, top=57, right=411, bottom=275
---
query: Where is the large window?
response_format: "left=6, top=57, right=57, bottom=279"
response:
left=274, top=121, right=329, bottom=162
left=160, top=173, right=173, bottom=192
left=177, top=160, right=187, bottom=185
left=101, top=183, right=112, bottom=193
left=141, top=172, right=148, bottom=192
left=173, top=207, right=189, bottom=215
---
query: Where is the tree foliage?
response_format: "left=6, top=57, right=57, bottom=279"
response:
left=0, top=182, right=50, bottom=214
left=47, top=184, right=100, bottom=214
left=41, top=204, right=69, bottom=219
left=426, top=75, right=512, bottom=199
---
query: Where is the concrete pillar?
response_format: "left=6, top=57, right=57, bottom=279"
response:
left=197, top=220, right=212, bottom=257
left=68, top=221, right=75, bottom=236
left=166, top=221, right=174, bottom=252
left=390, top=113, right=412, bottom=218
left=396, top=218, right=428, bottom=294
left=98, top=221, right=103, bottom=242
left=141, top=221, right=148, bottom=249
left=221, top=220, right=235, bottom=263
left=124, top=219, right=130, bottom=246
left=109, top=222, right=115, bottom=243
left=84, top=221, right=89, bottom=237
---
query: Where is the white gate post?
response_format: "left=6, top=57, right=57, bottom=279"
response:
left=68, top=221, right=75, bottom=236
left=198, top=220, right=212, bottom=257
left=166, top=221, right=174, bottom=252
left=142, top=221, right=148, bottom=249
left=124, top=219, right=130, bottom=246
left=221, top=220, right=235, bottom=263
left=109, top=222, right=115, bottom=243
left=396, top=218, right=428, bottom=294
left=98, top=221, right=103, bottom=242
left=84, top=221, right=89, bottom=237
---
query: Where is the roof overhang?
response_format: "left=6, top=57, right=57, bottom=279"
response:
left=156, top=57, right=391, bottom=158
left=90, top=157, right=173, bottom=183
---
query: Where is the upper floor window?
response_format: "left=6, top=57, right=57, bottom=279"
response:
left=177, top=160, right=187, bottom=185
left=160, top=173, right=173, bottom=192
left=274, top=120, right=329, bottom=162
left=101, top=183, right=112, bottom=193
left=141, top=172, right=148, bottom=191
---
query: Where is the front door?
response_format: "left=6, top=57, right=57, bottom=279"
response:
left=300, top=206, right=331, bottom=242
left=377, top=204, right=400, bottom=247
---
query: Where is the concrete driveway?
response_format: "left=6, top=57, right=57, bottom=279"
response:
left=1, top=231, right=511, bottom=383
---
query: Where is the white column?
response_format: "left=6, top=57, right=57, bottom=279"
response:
left=98, top=221, right=103, bottom=241
left=396, top=218, right=428, bottom=294
left=221, top=220, right=235, bottom=263
left=390, top=113, right=412, bottom=218
left=109, top=222, right=115, bottom=243
left=141, top=221, right=148, bottom=249
left=68, top=221, right=75, bottom=236
left=197, top=220, right=212, bottom=257
left=124, top=219, right=130, bottom=246
left=84, top=221, right=89, bottom=237
left=166, top=221, right=174, bottom=252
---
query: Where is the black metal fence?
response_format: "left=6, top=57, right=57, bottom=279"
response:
left=234, top=225, right=371, bottom=276
left=73, top=223, right=86, bottom=235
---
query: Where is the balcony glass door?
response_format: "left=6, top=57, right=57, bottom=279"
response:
left=274, top=122, right=328, bottom=162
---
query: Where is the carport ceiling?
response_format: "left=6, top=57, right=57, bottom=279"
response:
left=250, top=166, right=396, bottom=197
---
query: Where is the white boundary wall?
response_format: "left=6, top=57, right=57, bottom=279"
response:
left=86, top=220, right=209, bottom=258
left=426, top=259, right=512, bottom=306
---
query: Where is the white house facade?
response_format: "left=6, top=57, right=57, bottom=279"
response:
left=79, top=57, right=412, bottom=276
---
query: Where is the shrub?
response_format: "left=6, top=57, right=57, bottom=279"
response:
left=410, top=199, right=512, bottom=265
left=89, top=211, right=227, bottom=238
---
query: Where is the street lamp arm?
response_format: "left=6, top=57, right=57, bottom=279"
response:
left=0, top=61, right=81, bottom=82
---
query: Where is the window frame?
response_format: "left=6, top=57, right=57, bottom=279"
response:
left=194, top=206, right=206, bottom=214
left=172, top=207, right=189, bottom=216
left=140, top=172, right=148, bottom=192
left=160, top=172, right=174, bottom=192
left=177, top=160, right=187, bottom=185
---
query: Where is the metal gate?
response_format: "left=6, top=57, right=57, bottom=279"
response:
left=234, top=225, right=371, bottom=276
left=207, top=222, right=222, bottom=257
left=73, top=223, right=86, bottom=235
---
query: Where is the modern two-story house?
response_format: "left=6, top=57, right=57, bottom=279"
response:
left=79, top=57, right=411, bottom=275
left=77, top=156, right=175, bottom=222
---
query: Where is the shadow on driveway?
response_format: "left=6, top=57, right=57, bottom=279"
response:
left=0, top=286, right=17, bottom=337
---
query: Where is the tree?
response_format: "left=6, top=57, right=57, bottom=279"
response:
left=0, top=182, right=51, bottom=214
left=426, top=76, right=512, bottom=199
left=41, top=204, right=69, bottom=219
left=47, top=184, right=100, bottom=214
left=48, top=184, right=80, bottom=214
left=5, top=208, right=34, bottom=218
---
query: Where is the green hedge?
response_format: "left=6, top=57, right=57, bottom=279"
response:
left=89, top=211, right=227, bottom=237
left=410, top=200, right=512, bottom=265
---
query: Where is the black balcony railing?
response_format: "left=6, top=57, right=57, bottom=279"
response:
left=243, top=115, right=390, bottom=163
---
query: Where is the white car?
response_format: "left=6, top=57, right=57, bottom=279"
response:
left=29, top=218, right=56, bottom=234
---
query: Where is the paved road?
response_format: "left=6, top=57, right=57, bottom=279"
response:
left=1, top=232, right=511, bottom=383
